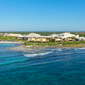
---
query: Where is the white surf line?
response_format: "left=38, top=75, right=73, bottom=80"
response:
left=75, top=48, right=85, bottom=50
left=24, top=52, right=52, bottom=57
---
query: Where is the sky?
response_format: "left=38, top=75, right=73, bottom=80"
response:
left=0, top=0, right=85, bottom=31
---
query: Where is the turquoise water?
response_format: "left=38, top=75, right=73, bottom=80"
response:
left=0, top=44, right=85, bottom=85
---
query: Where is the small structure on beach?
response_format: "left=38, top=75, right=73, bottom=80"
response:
left=41, top=38, right=47, bottom=42
left=55, top=38, right=62, bottom=42
left=30, top=38, right=36, bottom=41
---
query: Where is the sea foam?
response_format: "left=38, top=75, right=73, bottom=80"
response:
left=24, top=52, right=52, bottom=57
left=75, top=48, right=85, bottom=50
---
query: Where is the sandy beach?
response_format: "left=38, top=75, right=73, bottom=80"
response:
left=0, top=41, right=23, bottom=44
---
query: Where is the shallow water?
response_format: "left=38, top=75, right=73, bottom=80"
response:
left=0, top=44, right=85, bottom=85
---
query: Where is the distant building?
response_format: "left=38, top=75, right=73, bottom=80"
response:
left=8, top=33, right=23, bottom=37
left=58, top=32, right=76, bottom=38
left=25, top=33, right=50, bottom=41
left=76, top=37, right=85, bottom=41
left=25, top=33, right=41, bottom=38
left=49, top=34, right=58, bottom=38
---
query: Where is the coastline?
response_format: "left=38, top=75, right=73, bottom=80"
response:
left=0, top=41, right=23, bottom=44
left=9, top=43, right=85, bottom=52
left=0, top=41, right=85, bottom=52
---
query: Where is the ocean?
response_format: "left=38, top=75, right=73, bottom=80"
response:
left=0, top=44, right=85, bottom=85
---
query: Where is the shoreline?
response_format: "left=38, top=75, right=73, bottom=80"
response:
left=0, top=41, right=23, bottom=44
left=10, top=44, right=85, bottom=52
left=0, top=41, right=85, bottom=52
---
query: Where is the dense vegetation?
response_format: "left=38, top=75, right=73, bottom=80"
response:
left=0, top=33, right=85, bottom=47
left=0, top=35, right=26, bottom=42
left=24, top=40, right=85, bottom=46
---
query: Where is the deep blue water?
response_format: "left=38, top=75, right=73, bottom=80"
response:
left=0, top=44, right=85, bottom=85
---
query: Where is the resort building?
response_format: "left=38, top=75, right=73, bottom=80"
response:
left=76, top=37, right=85, bottom=41
left=25, top=33, right=41, bottom=38
left=0, top=33, right=9, bottom=36
left=57, top=32, right=76, bottom=38
left=25, top=33, right=47, bottom=42
left=25, top=33, right=41, bottom=41
left=17, top=35, right=25, bottom=39
left=7, top=32, right=85, bottom=42
left=8, top=33, right=23, bottom=37
left=49, top=34, right=58, bottom=38
left=55, top=38, right=62, bottom=42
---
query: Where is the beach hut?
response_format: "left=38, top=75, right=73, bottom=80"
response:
left=30, top=38, right=36, bottom=41
left=41, top=38, right=47, bottom=42
left=55, top=38, right=62, bottom=42
left=36, top=38, right=41, bottom=42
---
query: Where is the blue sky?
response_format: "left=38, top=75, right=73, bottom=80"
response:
left=0, top=0, right=85, bottom=31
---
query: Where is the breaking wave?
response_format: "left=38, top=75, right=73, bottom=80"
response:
left=24, top=52, right=52, bottom=57
left=75, top=48, right=85, bottom=50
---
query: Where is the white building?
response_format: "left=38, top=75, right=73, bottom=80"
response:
left=58, top=32, right=77, bottom=38
left=8, top=33, right=23, bottom=37
left=25, top=33, right=41, bottom=38
left=76, top=37, right=85, bottom=41
left=49, top=34, right=58, bottom=38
